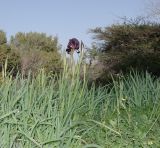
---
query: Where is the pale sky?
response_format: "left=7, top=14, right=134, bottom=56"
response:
left=0, top=0, right=148, bottom=49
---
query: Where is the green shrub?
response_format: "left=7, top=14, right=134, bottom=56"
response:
left=0, top=30, right=20, bottom=77
left=21, top=50, right=62, bottom=76
left=10, top=32, right=61, bottom=52
left=10, top=32, right=62, bottom=76
left=88, top=19, right=160, bottom=84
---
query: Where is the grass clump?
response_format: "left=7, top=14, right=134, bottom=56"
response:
left=0, top=59, right=160, bottom=147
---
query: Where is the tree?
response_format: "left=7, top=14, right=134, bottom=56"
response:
left=88, top=18, right=160, bottom=84
left=10, top=32, right=61, bottom=52
left=0, top=30, right=7, bottom=45
left=10, top=32, right=62, bottom=76
left=0, top=30, right=20, bottom=76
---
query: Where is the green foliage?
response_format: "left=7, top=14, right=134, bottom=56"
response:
left=89, top=19, right=160, bottom=83
left=0, top=30, right=7, bottom=45
left=0, top=30, right=20, bottom=77
left=0, top=63, right=160, bottom=147
left=0, top=46, right=21, bottom=76
left=10, top=32, right=61, bottom=52
left=8, top=31, right=62, bottom=76
left=21, top=50, right=62, bottom=76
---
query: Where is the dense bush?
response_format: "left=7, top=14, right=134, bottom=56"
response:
left=0, top=31, right=63, bottom=77
left=10, top=32, right=62, bottom=76
left=0, top=30, right=20, bottom=77
left=10, top=32, right=60, bottom=52
left=0, top=30, right=7, bottom=45
left=88, top=19, right=160, bottom=84
left=21, top=50, right=62, bottom=76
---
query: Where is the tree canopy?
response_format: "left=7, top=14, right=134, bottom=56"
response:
left=87, top=19, right=160, bottom=84
left=0, top=30, right=62, bottom=77
left=10, top=32, right=60, bottom=52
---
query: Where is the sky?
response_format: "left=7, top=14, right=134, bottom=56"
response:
left=0, top=0, right=148, bottom=49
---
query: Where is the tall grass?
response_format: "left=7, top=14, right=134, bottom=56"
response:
left=0, top=59, right=160, bottom=147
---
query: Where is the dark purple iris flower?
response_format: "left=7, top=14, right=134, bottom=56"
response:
left=66, top=38, right=80, bottom=54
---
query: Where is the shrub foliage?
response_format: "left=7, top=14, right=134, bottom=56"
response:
left=0, top=30, right=62, bottom=77
left=89, top=19, right=160, bottom=83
